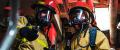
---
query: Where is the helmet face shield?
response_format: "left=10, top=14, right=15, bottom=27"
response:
left=36, top=9, right=54, bottom=29
left=67, top=7, right=94, bottom=33
left=32, top=4, right=56, bottom=29
left=38, top=10, right=51, bottom=23
left=36, top=8, right=54, bottom=29
left=69, top=9, right=90, bottom=26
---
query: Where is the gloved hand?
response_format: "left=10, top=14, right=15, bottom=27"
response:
left=19, top=27, right=38, bottom=41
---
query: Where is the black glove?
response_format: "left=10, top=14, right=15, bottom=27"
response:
left=19, top=27, right=38, bottom=41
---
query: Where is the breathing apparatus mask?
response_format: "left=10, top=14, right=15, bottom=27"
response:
left=68, top=7, right=94, bottom=32
left=33, top=4, right=56, bottom=30
left=36, top=10, right=52, bottom=28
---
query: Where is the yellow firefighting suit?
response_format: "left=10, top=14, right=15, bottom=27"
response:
left=14, top=16, right=48, bottom=50
left=71, top=29, right=110, bottom=50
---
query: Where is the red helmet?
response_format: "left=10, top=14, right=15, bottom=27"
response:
left=67, top=1, right=95, bottom=32
left=68, top=7, right=94, bottom=25
left=68, top=0, right=96, bottom=26
left=31, top=3, right=56, bottom=28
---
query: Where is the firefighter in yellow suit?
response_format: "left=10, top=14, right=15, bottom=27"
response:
left=16, top=16, right=48, bottom=50
left=62, top=6, right=110, bottom=50
left=16, top=1, right=59, bottom=50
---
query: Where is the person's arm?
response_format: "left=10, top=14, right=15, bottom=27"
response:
left=95, top=30, right=110, bottom=50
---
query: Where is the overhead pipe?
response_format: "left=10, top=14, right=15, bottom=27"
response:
left=0, top=0, right=19, bottom=50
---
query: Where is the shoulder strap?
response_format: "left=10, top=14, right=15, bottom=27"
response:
left=89, top=27, right=97, bottom=50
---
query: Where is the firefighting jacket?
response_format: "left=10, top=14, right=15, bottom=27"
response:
left=15, top=16, right=48, bottom=50
left=71, top=29, right=110, bottom=50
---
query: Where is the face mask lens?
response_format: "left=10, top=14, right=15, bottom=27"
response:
left=69, top=9, right=90, bottom=26
left=37, top=10, right=53, bottom=28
